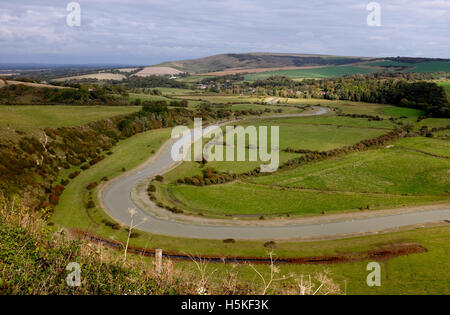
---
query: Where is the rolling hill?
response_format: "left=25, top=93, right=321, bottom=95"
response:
left=158, top=52, right=371, bottom=74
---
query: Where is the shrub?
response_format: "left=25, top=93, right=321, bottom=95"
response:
left=155, top=175, right=164, bottom=182
left=86, top=182, right=98, bottom=190
left=223, top=239, right=236, bottom=244
left=86, top=200, right=95, bottom=209
left=264, top=241, right=276, bottom=249
left=68, top=171, right=80, bottom=179
left=49, top=195, right=59, bottom=206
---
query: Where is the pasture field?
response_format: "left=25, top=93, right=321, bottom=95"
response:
left=417, top=117, right=450, bottom=129
left=383, top=107, right=425, bottom=118
left=394, top=137, right=450, bottom=156
left=129, top=92, right=204, bottom=108
left=154, top=87, right=203, bottom=96
left=129, top=92, right=173, bottom=102
left=244, top=65, right=378, bottom=81
left=161, top=115, right=394, bottom=182
left=406, top=61, right=450, bottom=73
left=251, top=145, right=450, bottom=195
left=169, top=182, right=445, bottom=217
left=167, top=146, right=449, bottom=217
left=284, top=98, right=399, bottom=117
left=0, top=105, right=140, bottom=130
left=154, top=110, right=449, bottom=218
left=367, top=61, right=450, bottom=73
left=228, top=103, right=302, bottom=114
left=437, top=81, right=450, bottom=94
left=177, top=94, right=266, bottom=104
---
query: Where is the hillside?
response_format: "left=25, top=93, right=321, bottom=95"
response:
left=159, top=52, right=370, bottom=74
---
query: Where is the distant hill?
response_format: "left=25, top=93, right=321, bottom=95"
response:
left=158, top=53, right=372, bottom=74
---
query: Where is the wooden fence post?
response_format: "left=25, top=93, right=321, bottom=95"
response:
left=155, top=249, right=162, bottom=273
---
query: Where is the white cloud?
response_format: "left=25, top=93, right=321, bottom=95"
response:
left=0, top=0, right=448, bottom=63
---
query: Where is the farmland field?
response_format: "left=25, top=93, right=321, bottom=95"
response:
left=147, top=105, right=450, bottom=218
left=437, top=81, right=450, bottom=94
left=366, top=61, right=450, bottom=73
left=53, top=72, right=126, bottom=81
left=0, top=105, right=140, bottom=130
left=244, top=65, right=379, bottom=81
left=165, top=145, right=449, bottom=217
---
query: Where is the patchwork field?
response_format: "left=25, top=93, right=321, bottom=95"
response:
left=365, top=61, right=450, bottom=73
left=166, top=144, right=449, bottom=217
left=149, top=110, right=443, bottom=218
left=53, top=73, right=126, bottom=82
left=200, top=66, right=326, bottom=76
left=244, top=65, right=378, bottom=81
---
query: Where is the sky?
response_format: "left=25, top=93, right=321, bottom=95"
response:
left=0, top=0, right=449, bottom=65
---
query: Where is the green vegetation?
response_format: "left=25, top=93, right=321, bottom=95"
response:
left=0, top=84, right=128, bottom=105
left=364, top=60, right=450, bottom=74
left=437, top=81, right=450, bottom=94
left=169, top=182, right=444, bottom=216
left=244, top=65, right=378, bottom=81
left=2, top=67, right=450, bottom=295
left=0, top=105, right=140, bottom=130
left=406, top=61, right=450, bottom=73
left=52, top=128, right=171, bottom=228
left=383, top=107, right=425, bottom=118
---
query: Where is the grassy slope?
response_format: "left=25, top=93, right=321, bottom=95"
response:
left=45, top=95, right=450, bottom=294
left=0, top=105, right=140, bottom=130
left=169, top=132, right=449, bottom=216
left=244, top=65, right=378, bottom=81
left=367, top=61, right=450, bottom=73
left=52, top=128, right=172, bottom=228
left=161, top=115, right=395, bottom=182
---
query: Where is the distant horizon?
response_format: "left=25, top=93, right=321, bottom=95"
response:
left=1, top=52, right=450, bottom=69
left=1, top=1, right=449, bottom=64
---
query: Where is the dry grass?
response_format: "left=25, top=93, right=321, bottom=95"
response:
left=0, top=195, right=343, bottom=295
left=6, top=80, right=68, bottom=89
left=53, top=73, right=126, bottom=82
left=200, top=66, right=326, bottom=76
left=134, top=67, right=183, bottom=77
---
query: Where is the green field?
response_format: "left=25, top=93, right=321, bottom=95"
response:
left=383, top=107, right=425, bottom=118
left=437, top=81, right=450, bottom=94
left=244, top=65, right=379, bottom=81
left=0, top=105, right=140, bottom=130
left=252, top=145, right=450, bottom=195
left=156, top=109, right=449, bottom=217
left=161, top=115, right=394, bottom=182
left=153, top=87, right=203, bottom=96
left=368, top=61, right=450, bottom=73
left=406, top=61, right=450, bottom=73
left=168, top=148, right=449, bottom=217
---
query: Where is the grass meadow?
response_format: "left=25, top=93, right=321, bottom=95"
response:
left=0, top=105, right=140, bottom=130
left=244, top=65, right=379, bottom=81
